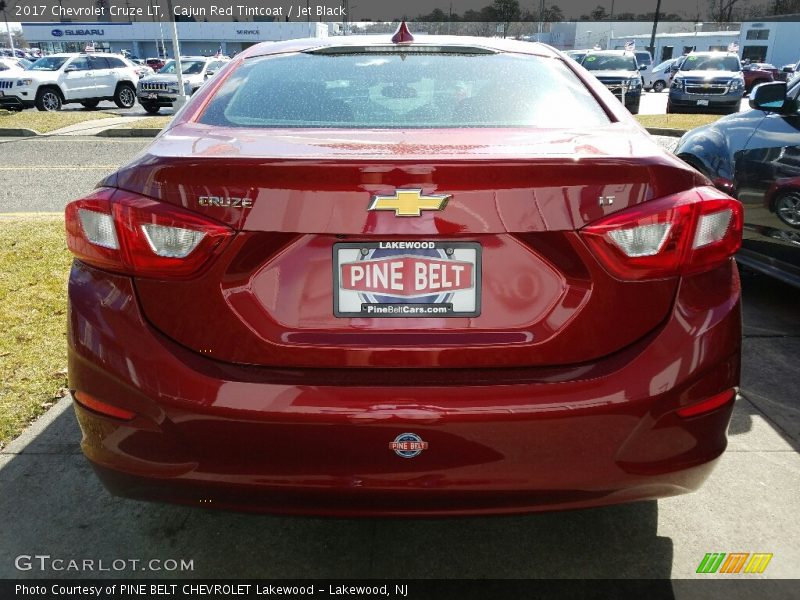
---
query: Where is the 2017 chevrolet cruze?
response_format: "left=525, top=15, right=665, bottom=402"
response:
left=65, top=27, right=744, bottom=516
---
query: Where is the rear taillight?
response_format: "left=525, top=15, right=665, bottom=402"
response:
left=65, top=188, right=233, bottom=278
left=580, top=186, right=742, bottom=280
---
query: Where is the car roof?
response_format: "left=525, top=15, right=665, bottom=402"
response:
left=585, top=50, right=636, bottom=56
left=687, top=51, right=738, bottom=56
left=239, top=35, right=559, bottom=60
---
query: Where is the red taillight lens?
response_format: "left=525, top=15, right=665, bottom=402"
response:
left=580, top=186, right=742, bottom=280
left=66, top=188, right=233, bottom=278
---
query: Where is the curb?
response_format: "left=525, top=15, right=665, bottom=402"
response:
left=0, top=394, right=72, bottom=455
left=645, top=127, right=687, bottom=137
left=0, top=128, right=39, bottom=137
left=97, top=128, right=162, bottom=138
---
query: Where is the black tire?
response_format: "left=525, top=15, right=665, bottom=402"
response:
left=141, top=103, right=161, bottom=115
left=666, top=100, right=680, bottom=114
left=34, top=87, right=62, bottom=112
left=113, top=83, right=136, bottom=109
left=652, top=80, right=666, bottom=93
left=81, top=99, right=100, bottom=109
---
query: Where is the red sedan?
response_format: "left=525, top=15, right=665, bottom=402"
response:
left=65, top=26, right=743, bottom=516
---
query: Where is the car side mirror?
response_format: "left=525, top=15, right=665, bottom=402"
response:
left=64, top=66, right=76, bottom=73
left=205, top=70, right=215, bottom=78
left=639, top=65, right=647, bottom=71
left=750, top=81, right=789, bottom=112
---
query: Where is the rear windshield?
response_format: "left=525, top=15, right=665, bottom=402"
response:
left=582, top=54, right=638, bottom=71
left=680, top=55, right=740, bottom=72
left=198, top=51, right=610, bottom=129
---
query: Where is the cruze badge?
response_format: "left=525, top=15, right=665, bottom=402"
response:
left=198, top=196, right=253, bottom=208
left=368, top=189, right=451, bottom=217
left=390, top=433, right=429, bottom=458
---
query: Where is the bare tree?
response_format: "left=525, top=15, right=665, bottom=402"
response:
left=708, top=0, right=741, bottom=22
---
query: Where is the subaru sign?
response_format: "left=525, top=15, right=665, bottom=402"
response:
left=51, top=28, right=104, bottom=37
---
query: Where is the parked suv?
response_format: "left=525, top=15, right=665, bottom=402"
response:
left=137, top=56, right=229, bottom=114
left=667, top=51, right=744, bottom=114
left=0, top=53, right=139, bottom=111
left=580, top=50, right=643, bottom=114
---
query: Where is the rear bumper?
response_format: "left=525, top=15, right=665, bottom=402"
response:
left=67, top=260, right=741, bottom=516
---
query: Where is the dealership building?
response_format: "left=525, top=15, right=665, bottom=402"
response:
left=20, top=21, right=329, bottom=58
left=610, top=18, right=800, bottom=67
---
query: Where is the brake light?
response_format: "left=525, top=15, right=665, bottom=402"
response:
left=65, top=188, right=233, bottom=278
left=580, top=186, right=742, bottom=280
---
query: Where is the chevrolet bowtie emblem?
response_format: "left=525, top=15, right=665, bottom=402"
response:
left=368, top=189, right=451, bottom=217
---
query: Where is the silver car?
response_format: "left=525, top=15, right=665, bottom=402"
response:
left=136, top=56, right=229, bottom=114
left=643, top=58, right=678, bottom=93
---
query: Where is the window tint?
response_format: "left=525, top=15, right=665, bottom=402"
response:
left=105, top=57, right=126, bottom=68
left=69, top=57, right=91, bottom=71
left=89, top=56, right=109, bottom=70
left=582, top=54, right=637, bottom=71
left=199, top=52, right=610, bottom=129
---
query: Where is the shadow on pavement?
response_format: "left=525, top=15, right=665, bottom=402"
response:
left=734, top=267, right=800, bottom=453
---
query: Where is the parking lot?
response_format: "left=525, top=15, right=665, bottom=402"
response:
left=0, top=133, right=797, bottom=584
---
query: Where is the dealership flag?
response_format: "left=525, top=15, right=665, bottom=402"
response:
left=625, top=40, right=636, bottom=51
left=728, top=42, right=739, bottom=52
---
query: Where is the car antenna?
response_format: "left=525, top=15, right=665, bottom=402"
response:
left=392, top=21, right=414, bottom=44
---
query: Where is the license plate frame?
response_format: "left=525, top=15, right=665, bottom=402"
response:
left=333, top=241, right=482, bottom=318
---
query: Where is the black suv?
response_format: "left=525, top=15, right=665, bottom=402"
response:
left=579, top=50, right=643, bottom=114
left=668, top=51, right=744, bottom=114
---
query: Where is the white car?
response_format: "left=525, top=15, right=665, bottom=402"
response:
left=643, top=58, right=678, bottom=93
left=0, top=53, right=139, bottom=111
left=0, top=57, right=28, bottom=73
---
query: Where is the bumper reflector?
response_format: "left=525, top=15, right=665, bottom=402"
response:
left=73, top=391, right=136, bottom=421
left=677, top=389, right=736, bottom=418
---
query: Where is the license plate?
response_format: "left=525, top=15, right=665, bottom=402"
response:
left=334, top=241, right=481, bottom=318
left=697, top=99, right=709, bottom=106
left=147, top=93, right=157, bottom=99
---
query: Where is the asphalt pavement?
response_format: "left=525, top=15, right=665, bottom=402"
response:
left=0, top=134, right=798, bottom=584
